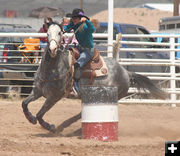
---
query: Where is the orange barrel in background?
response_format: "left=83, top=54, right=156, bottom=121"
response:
left=81, top=86, right=118, bottom=141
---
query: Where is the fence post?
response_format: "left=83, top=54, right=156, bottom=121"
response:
left=107, top=0, right=114, bottom=57
left=170, top=35, right=176, bottom=107
left=113, top=33, right=121, bottom=61
left=81, top=86, right=119, bottom=141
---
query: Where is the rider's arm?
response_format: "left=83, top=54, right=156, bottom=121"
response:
left=85, top=19, right=95, bottom=33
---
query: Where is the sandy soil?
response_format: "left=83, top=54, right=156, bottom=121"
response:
left=0, top=97, right=180, bottom=156
left=91, top=8, right=173, bottom=31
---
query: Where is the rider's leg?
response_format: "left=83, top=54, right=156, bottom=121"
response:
left=73, top=48, right=94, bottom=93
left=77, top=48, right=94, bottom=68
left=73, top=62, right=81, bottom=94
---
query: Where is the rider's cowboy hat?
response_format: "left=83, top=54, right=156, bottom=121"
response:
left=70, top=8, right=89, bottom=20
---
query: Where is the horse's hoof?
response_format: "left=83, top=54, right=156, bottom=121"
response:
left=38, top=120, right=55, bottom=132
left=24, top=111, right=37, bottom=125
left=49, top=124, right=56, bottom=133
left=30, top=116, right=37, bottom=125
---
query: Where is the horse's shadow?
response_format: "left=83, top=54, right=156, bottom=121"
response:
left=33, top=112, right=81, bottom=138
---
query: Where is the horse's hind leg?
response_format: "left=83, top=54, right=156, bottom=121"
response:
left=22, top=89, right=42, bottom=124
left=36, top=97, right=58, bottom=132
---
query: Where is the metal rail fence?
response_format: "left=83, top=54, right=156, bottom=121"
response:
left=0, top=32, right=180, bottom=105
left=116, top=34, right=180, bottom=106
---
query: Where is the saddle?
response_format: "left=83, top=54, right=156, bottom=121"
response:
left=69, top=47, right=108, bottom=85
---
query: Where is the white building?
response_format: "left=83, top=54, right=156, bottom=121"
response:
left=138, top=3, right=179, bottom=13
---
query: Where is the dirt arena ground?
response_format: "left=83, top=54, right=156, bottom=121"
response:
left=0, top=97, right=180, bottom=156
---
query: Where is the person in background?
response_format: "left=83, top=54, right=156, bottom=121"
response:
left=61, top=17, right=70, bottom=26
left=38, top=17, right=52, bottom=52
left=63, top=8, right=95, bottom=95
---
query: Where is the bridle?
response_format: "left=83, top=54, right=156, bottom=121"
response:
left=48, top=38, right=62, bottom=49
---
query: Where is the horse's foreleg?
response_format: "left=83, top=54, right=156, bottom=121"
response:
left=22, top=90, right=42, bottom=124
left=36, top=98, right=58, bottom=132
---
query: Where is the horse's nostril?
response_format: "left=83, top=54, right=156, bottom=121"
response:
left=50, top=48, right=57, bottom=58
left=49, top=40, right=57, bottom=51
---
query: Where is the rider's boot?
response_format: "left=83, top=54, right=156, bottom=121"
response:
left=70, top=62, right=81, bottom=98
left=73, top=62, right=81, bottom=82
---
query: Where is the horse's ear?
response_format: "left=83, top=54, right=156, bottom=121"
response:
left=45, top=17, right=54, bottom=29
left=47, top=22, right=53, bottom=28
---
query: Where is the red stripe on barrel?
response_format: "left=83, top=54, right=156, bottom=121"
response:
left=82, top=122, right=118, bottom=141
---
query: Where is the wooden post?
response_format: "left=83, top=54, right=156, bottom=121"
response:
left=80, top=0, right=83, bottom=10
left=174, top=0, right=179, bottom=16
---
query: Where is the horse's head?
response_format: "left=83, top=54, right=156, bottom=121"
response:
left=47, top=23, right=63, bottom=58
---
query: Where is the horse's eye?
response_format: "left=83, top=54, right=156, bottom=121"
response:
left=58, top=32, right=61, bottom=35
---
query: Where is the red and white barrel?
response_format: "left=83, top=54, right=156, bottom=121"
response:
left=81, top=86, right=118, bottom=141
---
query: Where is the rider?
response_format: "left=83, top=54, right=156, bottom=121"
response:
left=63, top=8, right=95, bottom=95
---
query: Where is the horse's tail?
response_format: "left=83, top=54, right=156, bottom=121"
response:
left=128, top=71, right=168, bottom=99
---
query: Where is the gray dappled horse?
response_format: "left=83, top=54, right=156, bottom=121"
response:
left=22, top=23, right=167, bottom=132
